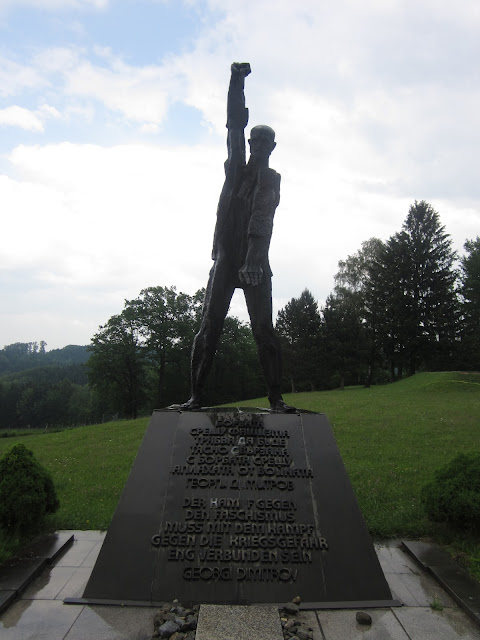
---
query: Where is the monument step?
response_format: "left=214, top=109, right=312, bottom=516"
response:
left=196, top=604, right=283, bottom=640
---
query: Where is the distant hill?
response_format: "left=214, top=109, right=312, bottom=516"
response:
left=1, top=362, right=89, bottom=387
left=0, top=342, right=89, bottom=376
left=0, top=344, right=92, bottom=429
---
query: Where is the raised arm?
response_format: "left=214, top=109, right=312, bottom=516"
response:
left=225, top=62, right=251, bottom=176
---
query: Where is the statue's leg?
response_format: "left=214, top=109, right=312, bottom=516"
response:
left=183, top=262, right=235, bottom=409
left=243, top=280, right=295, bottom=413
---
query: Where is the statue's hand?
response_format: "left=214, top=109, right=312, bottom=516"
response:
left=231, top=62, right=251, bottom=78
left=239, top=263, right=263, bottom=287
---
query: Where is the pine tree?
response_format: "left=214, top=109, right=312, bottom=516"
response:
left=366, top=232, right=413, bottom=380
left=458, top=237, right=480, bottom=369
left=461, top=237, right=480, bottom=330
left=321, top=289, right=368, bottom=389
left=400, top=201, right=458, bottom=373
left=276, top=289, right=322, bottom=392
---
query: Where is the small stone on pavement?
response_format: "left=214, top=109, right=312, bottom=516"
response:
left=356, top=611, right=372, bottom=625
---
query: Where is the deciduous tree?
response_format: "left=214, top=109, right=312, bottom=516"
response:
left=124, top=286, right=203, bottom=407
left=88, top=310, right=146, bottom=419
left=334, top=238, right=385, bottom=385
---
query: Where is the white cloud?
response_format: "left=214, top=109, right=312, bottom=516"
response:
left=63, top=60, right=174, bottom=125
left=1, top=139, right=228, bottom=344
left=0, top=106, right=44, bottom=131
left=5, top=141, right=223, bottom=289
left=38, top=103, right=61, bottom=119
left=0, top=103, right=62, bottom=132
left=0, top=57, right=47, bottom=97
left=140, top=123, right=161, bottom=134
left=0, top=46, right=186, bottom=128
left=33, top=47, right=80, bottom=74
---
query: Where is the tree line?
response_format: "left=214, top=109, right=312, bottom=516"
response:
left=278, top=201, right=479, bottom=391
left=1, top=200, right=478, bottom=427
left=87, top=200, right=478, bottom=417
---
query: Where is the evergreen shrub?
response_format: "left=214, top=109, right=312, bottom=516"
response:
left=421, top=452, right=480, bottom=530
left=0, top=444, right=59, bottom=533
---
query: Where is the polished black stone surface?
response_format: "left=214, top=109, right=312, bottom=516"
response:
left=0, top=532, right=74, bottom=615
left=24, top=532, right=74, bottom=565
left=82, top=410, right=396, bottom=606
left=0, top=557, right=47, bottom=592
left=0, top=590, right=16, bottom=615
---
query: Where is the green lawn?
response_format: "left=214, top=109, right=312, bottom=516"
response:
left=225, top=371, right=480, bottom=536
left=1, top=371, right=479, bottom=578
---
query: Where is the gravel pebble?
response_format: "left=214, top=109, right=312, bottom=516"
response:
left=152, top=601, right=197, bottom=640
left=158, top=620, right=180, bottom=638
left=283, top=602, right=299, bottom=615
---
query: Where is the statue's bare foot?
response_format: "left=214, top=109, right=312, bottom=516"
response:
left=180, top=397, right=202, bottom=411
left=269, top=399, right=296, bottom=413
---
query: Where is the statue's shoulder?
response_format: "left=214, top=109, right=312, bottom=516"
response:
left=261, top=166, right=280, bottom=178
left=258, top=167, right=281, bottom=188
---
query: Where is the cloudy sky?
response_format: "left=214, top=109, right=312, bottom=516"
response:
left=1, top=0, right=479, bottom=350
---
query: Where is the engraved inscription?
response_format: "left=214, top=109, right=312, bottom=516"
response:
left=152, top=412, right=327, bottom=584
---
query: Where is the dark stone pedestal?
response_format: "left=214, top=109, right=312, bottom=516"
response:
left=73, top=409, right=399, bottom=608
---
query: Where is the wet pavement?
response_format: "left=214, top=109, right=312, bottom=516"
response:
left=1, top=531, right=479, bottom=639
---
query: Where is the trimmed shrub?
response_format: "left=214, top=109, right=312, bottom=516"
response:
left=421, top=452, right=480, bottom=530
left=0, top=444, right=59, bottom=533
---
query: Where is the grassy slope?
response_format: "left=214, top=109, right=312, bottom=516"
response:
left=227, top=371, right=480, bottom=537
left=0, top=417, right=150, bottom=531
left=1, top=371, right=479, bottom=574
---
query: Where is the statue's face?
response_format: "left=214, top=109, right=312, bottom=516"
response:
left=249, top=126, right=276, bottom=161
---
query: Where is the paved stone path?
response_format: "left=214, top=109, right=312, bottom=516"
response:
left=0, top=531, right=479, bottom=639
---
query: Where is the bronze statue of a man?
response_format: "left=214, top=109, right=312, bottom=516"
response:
left=182, top=62, right=294, bottom=413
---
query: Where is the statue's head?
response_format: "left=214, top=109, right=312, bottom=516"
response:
left=248, top=125, right=276, bottom=160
